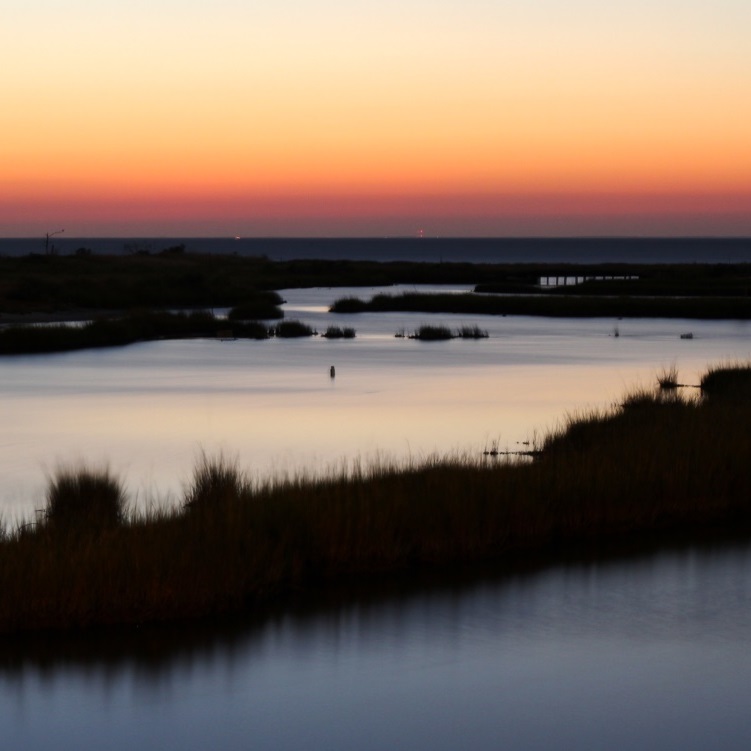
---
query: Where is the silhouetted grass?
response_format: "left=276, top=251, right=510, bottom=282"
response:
left=410, top=325, right=454, bottom=340
left=402, top=324, right=488, bottom=340
left=2, top=363, right=751, bottom=634
left=0, top=311, right=327, bottom=354
left=43, top=466, right=126, bottom=533
left=329, top=296, right=369, bottom=313
left=183, top=453, right=249, bottom=512
left=701, top=362, right=751, bottom=400
left=0, top=311, right=274, bottom=354
left=322, top=326, right=356, bottom=339
left=227, top=292, right=285, bottom=321
left=657, top=364, right=680, bottom=390
left=457, top=325, right=489, bottom=339
left=3, top=252, right=751, bottom=318
left=232, top=321, right=273, bottom=339
left=274, top=320, right=315, bottom=338
left=330, top=291, right=751, bottom=319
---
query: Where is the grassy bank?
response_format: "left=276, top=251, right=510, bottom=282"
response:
left=330, top=291, right=751, bottom=319
left=1, top=364, right=751, bottom=634
left=4, top=255, right=751, bottom=358
left=0, top=311, right=274, bottom=354
left=0, top=311, right=322, bottom=355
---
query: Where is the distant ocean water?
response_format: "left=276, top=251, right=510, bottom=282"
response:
left=1, top=237, right=750, bottom=263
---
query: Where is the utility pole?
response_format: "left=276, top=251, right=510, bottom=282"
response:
left=45, top=229, right=64, bottom=255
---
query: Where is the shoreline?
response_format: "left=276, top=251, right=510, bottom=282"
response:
left=0, top=309, right=115, bottom=325
left=1, top=363, right=750, bottom=635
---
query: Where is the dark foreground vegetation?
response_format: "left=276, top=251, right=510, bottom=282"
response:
left=1, top=363, right=750, bottom=635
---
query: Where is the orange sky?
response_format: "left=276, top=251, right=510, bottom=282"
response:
left=2, top=0, right=750, bottom=236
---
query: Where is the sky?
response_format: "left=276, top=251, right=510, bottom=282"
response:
left=2, top=0, right=750, bottom=237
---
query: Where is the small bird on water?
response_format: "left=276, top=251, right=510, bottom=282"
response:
left=330, top=365, right=336, bottom=378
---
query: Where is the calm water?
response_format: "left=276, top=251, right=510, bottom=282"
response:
left=2, top=540, right=751, bottom=750
left=1, top=284, right=750, bottom=520
left=2, top=279, right=751, bottom=747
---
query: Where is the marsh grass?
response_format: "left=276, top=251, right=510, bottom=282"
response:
left=406, top=324, right=488, bottom=340
left=322, top=326, right=356, bottom=339
left=457, top=325, right=489, bottom=339
left=331, top=291, right=751, bottom=320
left=410, top=325, right=454, bottom=340
left=657, top=364, right=680, bottom=390
left=701, top=361, right=751, bottom=399
left=274, top=320, right=315, bottom=338
left=227, top=293, right=285, bottom=321
left=183, top=453, right=250, bottom=511
left=0, top=310, right=273, bottom=354
left=2, top=363, right=751, bottom=634
left=43, top=466, right=126, bottom=532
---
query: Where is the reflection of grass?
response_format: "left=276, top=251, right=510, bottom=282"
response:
left=3, top=363, right=751, bottom=634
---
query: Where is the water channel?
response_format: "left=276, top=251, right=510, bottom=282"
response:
left=2, top=539, right=750, bottom=750
left=1, top=285, right=749, bottom=521
left=2, top=286, right=750, bottom=746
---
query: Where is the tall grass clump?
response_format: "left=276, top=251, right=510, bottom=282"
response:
left=410, top=325, right=453, bottom=340
left=457, top=325, right=489, bottom=339
left=274, top=320, right=315, bottom=338
left=701, top=362, right=751, bottom=400
left=230, top=321, right=273, bottom=339
left=227, top=292, right=285, bottom=321
left=328, top=297, right=369, bottom=313
left=400, top=324, right=488, bottom=340
left=44, top=466, right=126, bottom=532
left=183, top=453, right=250, bottom=512
left=657, top=364, right=680, bottom=390
left=322, top=326, right=356, bottom=339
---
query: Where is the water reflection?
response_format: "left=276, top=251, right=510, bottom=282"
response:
left=2, top=537, right=751, bottom=750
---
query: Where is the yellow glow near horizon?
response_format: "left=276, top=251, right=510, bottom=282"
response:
left=2, top=0, right=750, bottom=235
